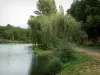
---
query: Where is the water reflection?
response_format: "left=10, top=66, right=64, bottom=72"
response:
left=29, top=54, right=49, bottom=75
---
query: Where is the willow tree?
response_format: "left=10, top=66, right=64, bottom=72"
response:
left=28, top=0, right=57, bottom=48
left=28, top=14, right=86, bottom=48
left=28, top=0, right=86, bottom=49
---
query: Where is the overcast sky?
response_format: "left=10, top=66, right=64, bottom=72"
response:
left=0, top=0, right=73, bottom=28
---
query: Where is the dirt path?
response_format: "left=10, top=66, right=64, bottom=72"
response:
left=76, top=48, right=100, bottom=59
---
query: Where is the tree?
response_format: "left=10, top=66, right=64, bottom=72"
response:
left=28, top=12, right=85, bottom=48
left=34, top=0, right=57, bottom=15
left=28, top=1, right=87, bottom=74
left=28, top=0, right=87, bottom=49
left=0, top=25, right=31, bottom=43
left=68, top=0, right=100, bottom=22
left=68, top=0, right=100, bottom=43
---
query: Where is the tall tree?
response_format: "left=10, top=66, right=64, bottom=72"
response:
left=34, top=0, right=57, bottom=15
left=68, top=0, right=100, bottom=43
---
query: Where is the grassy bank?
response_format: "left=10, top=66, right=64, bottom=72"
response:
left=58, top=52, right=100, bottom=75
left=33, top=48, right=100, bottom=75
left=33, top=48, right=52, bottom=56
left=79, top=45, right=100, bottom=50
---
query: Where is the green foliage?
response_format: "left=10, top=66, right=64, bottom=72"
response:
left=79, top=45, right=100, bottom=50
left=28, top=0, right=86, bottom=48
left=68, top=0, right=100, bottom=43
left=35, top=0, right=57, bottom=15
left=85, top=15, right=100, bottom=43
left=53, top=41, right=75, bottom=63
left=0, top=25, right=32, bottom=43
left=28, top=14, right=85, bottom=48
left=68, top=0, right=100, bottom=22
left=28, top=1, right=87, bottom=74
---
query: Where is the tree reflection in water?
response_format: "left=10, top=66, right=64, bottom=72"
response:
left=29, top=54, right=49, bottom=75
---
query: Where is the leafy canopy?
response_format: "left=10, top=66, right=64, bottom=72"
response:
left=68, top=0, right=100, bottom=43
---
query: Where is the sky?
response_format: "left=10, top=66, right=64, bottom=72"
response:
left=0, top=0, right=73, bottom=28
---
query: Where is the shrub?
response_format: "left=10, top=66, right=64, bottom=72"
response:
left=53, top=42, right=75, bottom=63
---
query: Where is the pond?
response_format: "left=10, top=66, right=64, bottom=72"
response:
left=0, top=44, right=50, bottom=75
left=0, top=44, right=33, bottom=75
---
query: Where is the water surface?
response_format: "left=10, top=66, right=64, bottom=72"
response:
left=0, top=44, right=33, bottom=75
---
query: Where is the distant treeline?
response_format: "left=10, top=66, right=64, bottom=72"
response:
left=0, top=24, right=32, bottom=43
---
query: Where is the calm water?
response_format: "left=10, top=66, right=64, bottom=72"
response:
left=0, top=44, right=33, bottom=75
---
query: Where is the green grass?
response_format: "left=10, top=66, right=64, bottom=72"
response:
left=33, top=48, right=52, bottom=56
left=79, top=45, right=100, bottom=50
left=58, top=52, right=100, bottom=75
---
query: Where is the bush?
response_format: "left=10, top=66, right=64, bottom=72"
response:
left=38, top=43, right=50, bottom=50
left=53, top=42, right=75, bottom=63
left=45, top=58, right=62, bottom=75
